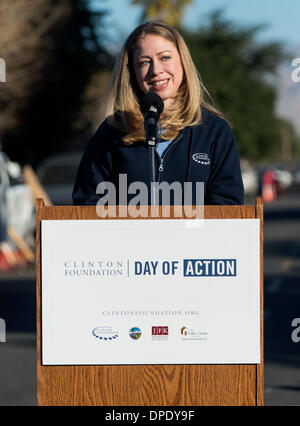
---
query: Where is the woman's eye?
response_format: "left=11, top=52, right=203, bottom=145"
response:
left=161, top=56, right=171, bottom=61
left=139, top=60, right=150, bottom=66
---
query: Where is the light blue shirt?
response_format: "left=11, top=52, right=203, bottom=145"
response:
left=156, top=139, right=172, bottom=158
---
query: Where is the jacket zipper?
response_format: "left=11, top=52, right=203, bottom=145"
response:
left=156, top=133, right=183, bottom=182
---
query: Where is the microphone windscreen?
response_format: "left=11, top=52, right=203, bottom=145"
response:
left=140, top=92, right=164, bottom=116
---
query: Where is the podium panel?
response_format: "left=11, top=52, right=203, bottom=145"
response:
left=36, top=200, right=263, bottom=406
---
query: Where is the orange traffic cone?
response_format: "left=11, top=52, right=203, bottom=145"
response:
left=262, top=183, right=276, bottom=203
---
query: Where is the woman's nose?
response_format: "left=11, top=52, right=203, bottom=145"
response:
left=150, top=58, right=164, bottom=76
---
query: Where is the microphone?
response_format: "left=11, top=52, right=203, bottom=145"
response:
left=140, top=93, right=164, bottom=205
left=140, top=92, right=164, bottom=146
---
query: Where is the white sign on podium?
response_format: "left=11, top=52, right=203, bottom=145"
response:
left=41, top=219, right=260, bottom=365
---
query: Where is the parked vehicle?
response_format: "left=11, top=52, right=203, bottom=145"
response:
left=293, top=162, right=300, bottom=185
left=36, top=152, right=82, bottom=205
left=0, top=152, right=35, bottom=244
left=240, top=159, right=258, bottom=196
left=271, top=163, right=293, bottom=190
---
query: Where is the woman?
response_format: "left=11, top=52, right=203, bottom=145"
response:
left=72, top=21, right=244, bottom=206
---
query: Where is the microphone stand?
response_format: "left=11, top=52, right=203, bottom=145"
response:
left=145, top=112, right=159, bottom=207
left=148, top=138, right=157, bottom=207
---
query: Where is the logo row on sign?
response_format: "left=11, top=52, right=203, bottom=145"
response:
left=91, top=326, right=208, bottom=341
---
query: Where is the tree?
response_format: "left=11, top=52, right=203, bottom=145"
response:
left=0, top=0, right=111, bottom=166
left=0, top=0, right=68, bottom=142
left=181, top=11, right=287, bottom=160
left=131, top=0, right=192, bottom=27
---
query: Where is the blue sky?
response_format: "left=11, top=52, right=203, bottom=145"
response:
left=91, top=0, right=300, bottom=49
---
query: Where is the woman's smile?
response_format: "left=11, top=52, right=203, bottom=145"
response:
left=148, top=78, right=170, bottom=90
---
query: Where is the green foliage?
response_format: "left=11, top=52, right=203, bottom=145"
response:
left=2, top=0, right=112, bottom=166
left=277, top=118, right=300, bottom=160
left=181, top=11, right=287, bottom=161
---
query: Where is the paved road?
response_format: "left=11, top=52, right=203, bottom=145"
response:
left=0, top=188, right=300, bottom=406
left=263, top=185, right=300, bottom=406
left=0, top=274, right=36, bottom=405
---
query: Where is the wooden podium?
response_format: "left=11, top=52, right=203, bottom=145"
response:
left=36, top=198, right=263, bottom=406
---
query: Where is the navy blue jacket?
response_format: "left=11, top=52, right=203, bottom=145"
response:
left=72, top=108, right=244, bottom=205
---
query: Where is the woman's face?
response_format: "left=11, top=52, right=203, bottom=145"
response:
left=133, top=35, right=184, bottom=110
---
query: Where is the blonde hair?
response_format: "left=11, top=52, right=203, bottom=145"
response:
left=106, top=21, right=225, bottom=143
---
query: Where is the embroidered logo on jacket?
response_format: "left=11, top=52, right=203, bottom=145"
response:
left=192, top=153, right=210, bottom=165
